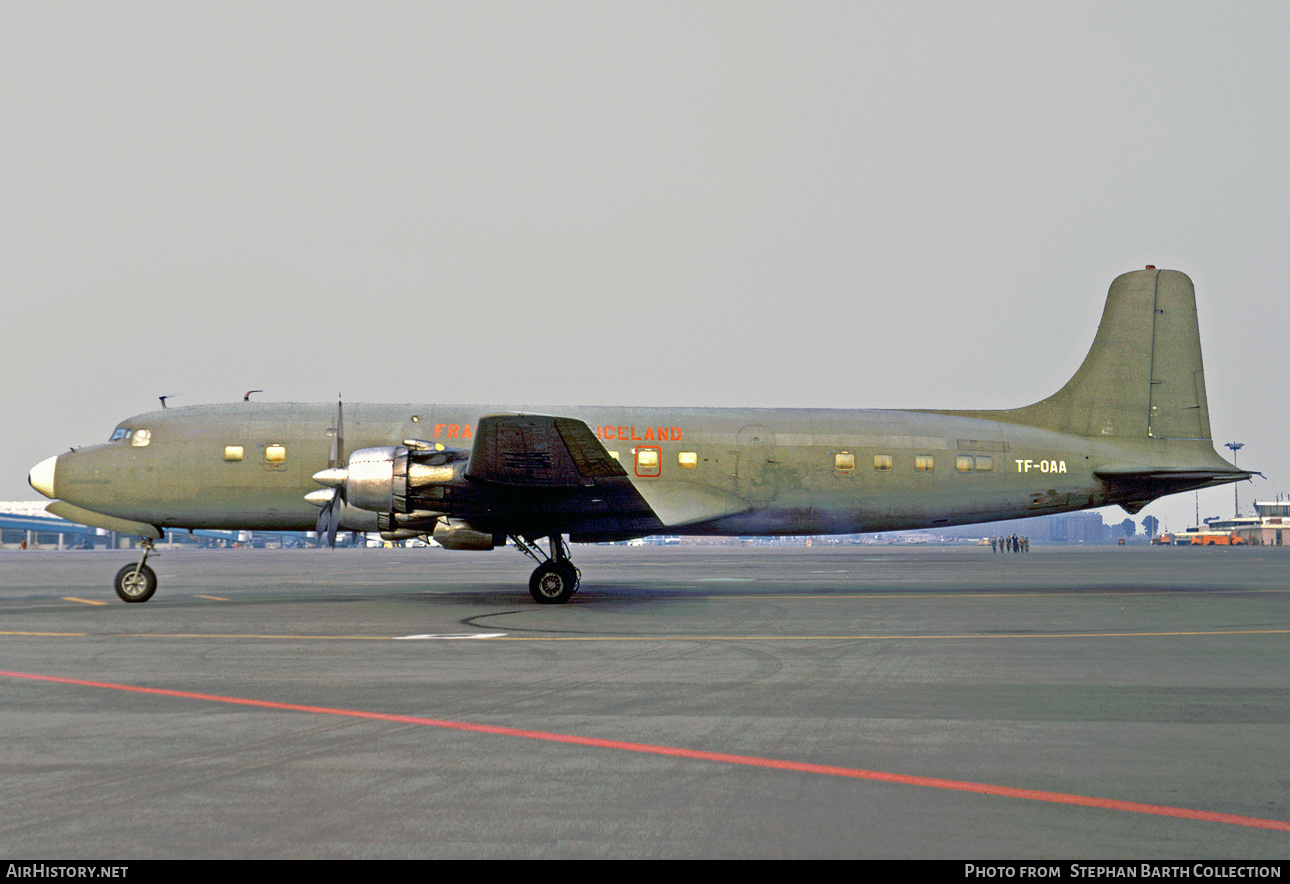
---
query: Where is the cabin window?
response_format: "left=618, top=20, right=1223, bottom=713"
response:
left=956, top=455, right=974, bottom=472
left=975, top=455, right=993, bottom=471
left=634, top=447, right=660, bottom=477
left=130, top=429, right=151, bottom=447
left=224, top=446, right=244, bottom=462
left=678, top=451, right=698, bottom=468
left=873, top=454, right=893, bottom=471
left=608, top=451, right=620, bottom=462
left=835, top=452, right=855, bottom=471
left=915, top=454, right=935, bottom=471
left=265, top=444, right=287, bottom=464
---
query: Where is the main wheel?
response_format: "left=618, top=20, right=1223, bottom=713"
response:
left=529, top=561, right=578, bottom=604
left=114, top=564, right=157, bottom=603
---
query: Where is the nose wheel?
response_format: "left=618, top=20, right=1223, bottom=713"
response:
left=114, top=539, right=158, bottom=603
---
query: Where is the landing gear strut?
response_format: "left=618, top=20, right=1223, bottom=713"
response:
left=513, top=534, right=580, bottom=604
left=114, top=538, right=157, bottom=603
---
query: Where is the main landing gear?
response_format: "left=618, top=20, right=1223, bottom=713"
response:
left=114, top=538, right=158, bottom=603
left=513, top=534, right=581, bottom=604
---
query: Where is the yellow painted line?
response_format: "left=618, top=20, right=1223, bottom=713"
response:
left=707, top=587, right=1290, bottom=600
left=0, top=631, right=90, bottom=637
left=61, top=597, right=109, bottom=606
left=492, top=628, right=1290, bottom=641
left=0, top=630, right=386, bottom=640
left=2, top=628, right=1287, bottom=642
left=113, top=633, right=406, bottom=640
left=194, top=595, right=229, bottom=601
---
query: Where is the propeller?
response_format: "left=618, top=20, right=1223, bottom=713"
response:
left=314, top=398, right=345, bottom=547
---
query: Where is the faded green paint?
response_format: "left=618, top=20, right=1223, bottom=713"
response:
left=36, top=268, right=1248, bottom=540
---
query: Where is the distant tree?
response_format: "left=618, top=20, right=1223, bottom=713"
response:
left=1119, top=518, right=1136, bottom=537
left=1141, top=515, right=1159, bottom=537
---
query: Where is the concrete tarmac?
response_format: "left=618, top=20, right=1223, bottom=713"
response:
left=1, top=543, right=1287, bottom=859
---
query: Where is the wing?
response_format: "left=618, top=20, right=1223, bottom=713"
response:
left=461, top=414, right=750, bottom=537
left=457, top=414, right=661, bottom=539
left=466, top=414, right=626, bottom=487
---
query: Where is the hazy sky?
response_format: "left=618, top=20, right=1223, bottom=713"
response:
left=4, top=1, right=1286, bottom=534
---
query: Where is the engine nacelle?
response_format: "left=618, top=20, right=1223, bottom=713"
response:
left=379, top=528, right=421, bottom=541
left=314, top=442, right=468, bottom=516
left=432, top=518, right=497, bottom=551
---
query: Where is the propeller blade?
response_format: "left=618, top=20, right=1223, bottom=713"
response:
left=328, top=399, right=345, bottom=469
left=336, top=398, right=344, bottom=465
left=316, top=497, right=332, bottom=536
left=320, top=398, right=346, bottom=547
left=326, top=500, right=341, bottom=547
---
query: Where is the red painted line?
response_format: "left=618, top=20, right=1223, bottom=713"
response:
left=5, top=669, right=1288, bottom=834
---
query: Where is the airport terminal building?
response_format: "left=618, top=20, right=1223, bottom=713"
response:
left=1203, top=501, right=1290, bottom=546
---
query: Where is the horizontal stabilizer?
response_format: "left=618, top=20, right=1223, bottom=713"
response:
left=1094, top=464, right=1252, bottom=481
left=1093, top=464, right=1252, bottom=514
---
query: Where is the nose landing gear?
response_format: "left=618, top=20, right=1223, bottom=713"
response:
left=114, top=538, right=158, bottom=603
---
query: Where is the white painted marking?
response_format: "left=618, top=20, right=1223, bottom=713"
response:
left=393, top=633, right=507, bottom=640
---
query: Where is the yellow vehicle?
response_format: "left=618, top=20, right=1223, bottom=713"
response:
left=1177, top=530, right=1246, bottom=546
left=1191, top=532, right=1245, bottom=546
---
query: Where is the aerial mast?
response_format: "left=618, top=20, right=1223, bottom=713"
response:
left=1225, top=442, right=1245, bottom=517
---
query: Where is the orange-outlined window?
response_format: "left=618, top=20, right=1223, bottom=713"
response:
left=634, top=447, right=660, bottom=477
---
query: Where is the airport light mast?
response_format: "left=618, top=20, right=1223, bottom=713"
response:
left=1226, top=442, right=1245, bottom=516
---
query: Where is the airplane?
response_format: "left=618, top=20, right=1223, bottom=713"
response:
left=28, top=267, right=1251, bottom=605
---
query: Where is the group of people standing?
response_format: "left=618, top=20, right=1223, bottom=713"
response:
left=991, top=534, right=1029, bottom=553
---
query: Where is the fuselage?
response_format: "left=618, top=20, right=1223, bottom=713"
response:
left=32, top=400, right=1162, bottom=538
left=22, top=268, right=1252, bottom=606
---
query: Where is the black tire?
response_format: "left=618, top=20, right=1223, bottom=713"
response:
left=529, top=561, right=577, bottom=604
left=114, top=564, right=157, bottom=603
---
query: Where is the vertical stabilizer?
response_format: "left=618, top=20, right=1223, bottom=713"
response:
left=990, top=268, right=1212, bottom=440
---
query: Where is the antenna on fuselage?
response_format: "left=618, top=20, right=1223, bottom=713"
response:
left=159, top=395, right=173, bottom=409
left=243, top=390, right=263, bottom=401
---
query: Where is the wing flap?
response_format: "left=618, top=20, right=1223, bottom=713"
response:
left=631, top=480, right=752, bottom=528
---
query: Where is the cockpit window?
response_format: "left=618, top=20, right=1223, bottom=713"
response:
left=110, top=427, right=131, bottom=442
left=130, top=429, right=151, bottom=447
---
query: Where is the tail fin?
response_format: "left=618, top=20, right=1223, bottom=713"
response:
left=993, top=267, right=1211, bottom=440
left=924, top=267, right=1250, bottom=512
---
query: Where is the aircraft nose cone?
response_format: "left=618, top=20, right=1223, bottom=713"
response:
left=29, top=455, right=58, bottom=499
